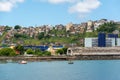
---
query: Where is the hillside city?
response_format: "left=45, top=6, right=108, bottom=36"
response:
left=0, top=19, right=120, bottom=56
left=0, top=19, right=120, bottom=47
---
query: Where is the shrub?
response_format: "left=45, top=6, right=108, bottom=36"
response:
left=34, top=49, right=42, bottom=56
left=56, top=49, right=64, bottom=55
left=14, top=45, right=24, bottom=54
left=0, top=48, right=17, bottom=56
left=42, top=51, right=51, bottom=56
left=26, top=48, right=34, bottom=54
left=62, top=48, right=68, bottom=54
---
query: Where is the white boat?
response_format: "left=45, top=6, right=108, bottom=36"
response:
left=19, top=60, right=27, bottom=64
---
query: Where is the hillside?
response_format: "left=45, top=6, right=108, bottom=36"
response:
left=0, top=22, right=120, bottom=47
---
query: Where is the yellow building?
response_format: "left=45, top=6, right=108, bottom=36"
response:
left=48, top=46, right=64, bottom=55
left=86, top=20, right=93, bottom=32
left=66, top=22, right=73, bottom=31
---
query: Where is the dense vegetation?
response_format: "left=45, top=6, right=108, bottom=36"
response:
left=56, top=48, right=68, bottom=55
left=97, top=22, right=119, bottom=33
left=0, top=48, right=17, bottom=56
left=14, top=33, right=29, bottom=39
left=0, top=47, right=52, bottom=56
left=25, top=48, right=51, bottom=56
left=14, top=25, right=21, bottom=29
left=14, top=45, right=24, bottom=54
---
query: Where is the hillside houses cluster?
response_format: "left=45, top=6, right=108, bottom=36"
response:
left=65, top=19, right=114, bottom=33
left=0, top=19, right=118, bottom=44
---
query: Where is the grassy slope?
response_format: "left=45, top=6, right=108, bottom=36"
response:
left=0, top=32, right=7, bottom=45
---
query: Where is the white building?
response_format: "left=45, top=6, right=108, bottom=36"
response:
left=85, top=38, right=98, bottom=47
left=117, top=38, right=120, bottom=46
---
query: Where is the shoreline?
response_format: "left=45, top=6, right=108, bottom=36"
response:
left=1, top=55, right=120, bottom=61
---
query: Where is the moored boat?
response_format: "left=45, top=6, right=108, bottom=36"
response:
left=19, top=60, right=27, bottom=64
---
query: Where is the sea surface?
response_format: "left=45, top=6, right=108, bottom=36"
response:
left=0, top=60, right=120, bottom=80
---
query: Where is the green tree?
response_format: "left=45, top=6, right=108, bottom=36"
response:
left=26, top=48, right=34, bottom=54
left=5, top=25, right=11, bottom=31
left=97, top=22, right=118, bottom=33
left=14, top=45, right=24, bottom=54
left=14, top=33, right=29, bottom=39
left=56, top=49, right=64, bottom=55
left=14, top=25, right=21, bottom=29
left=34, top=49, right=42, bottom=56
left=14, top=33, right=22, bottom=38
left=42, top=51, right=51, bottom=56
left=0, top=48, right=16, bottom=56
left=38, top=32, right=44, bottom=40
left=62, top=47, right=68, bottom=54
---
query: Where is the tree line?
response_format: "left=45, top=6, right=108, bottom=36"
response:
left=0, top=45, right=68, bottom=56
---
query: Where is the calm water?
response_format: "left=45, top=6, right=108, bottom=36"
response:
left=0, top=60, right=120, bottom=80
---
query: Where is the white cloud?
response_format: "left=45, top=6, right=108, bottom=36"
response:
left=69, top=0, right=101, bottom=17
left=42, top=0, right=101, bottom=17
left=42, top=0, right=79, bottom=4
left=0, top=0, right=24, bottom=12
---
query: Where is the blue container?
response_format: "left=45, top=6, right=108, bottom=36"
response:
left=53, top=45, right=63, bottom=49
left=108, top=34, right=118, bottom=38
left=23, top=46, right=49, bottom=51
left=98, top=33, right=106, bottom=47
left=108, top=34, right=118, bottom=45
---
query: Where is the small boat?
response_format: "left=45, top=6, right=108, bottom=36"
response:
left=68, top=60, right=74, bottom=64
left=19, top=60, right=27, bottom=64
left=6, top=60, right=12, bottom=63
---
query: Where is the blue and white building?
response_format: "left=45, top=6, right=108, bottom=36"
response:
left=84, top=33, right=117, bottom=47
left=85, top=38, right=115, bottom=47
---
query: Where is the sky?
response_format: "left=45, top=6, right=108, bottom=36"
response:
left=0, top=0, right=120, bottom=27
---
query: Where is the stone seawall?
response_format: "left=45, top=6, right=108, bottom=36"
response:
left=1, top=55, right=120, bottom=61
left=67, top=47, right=120, bottom=56
left=75, top=55, right=120, bottom=60
left=0, top=56, right=76, bottom=61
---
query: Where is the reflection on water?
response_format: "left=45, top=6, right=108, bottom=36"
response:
left=0, top=60, right=120, bottom=80
left=0, top=60, right=7, bottom=64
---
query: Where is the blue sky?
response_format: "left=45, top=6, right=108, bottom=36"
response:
left=0, top=0, right=120, bottom=27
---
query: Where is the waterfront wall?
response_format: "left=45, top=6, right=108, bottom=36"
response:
left=0, top=56, right=76, bottom=61
left=1, top=55, right=120, bottom=61
left=67, top=47, right=120, bottom=56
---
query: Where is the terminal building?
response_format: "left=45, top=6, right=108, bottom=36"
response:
left=67, top=33, right=120, bottom=56
left=85, top=33, right=119, bottom=47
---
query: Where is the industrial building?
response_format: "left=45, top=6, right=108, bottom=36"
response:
left=85, top=38, right=115, bottom=47
left=85, top=33, right=118, bottom=47
left=117, top=38, right=120, bottom=46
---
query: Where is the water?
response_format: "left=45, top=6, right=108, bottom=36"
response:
left=0, top=60, right=120, bottom=80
